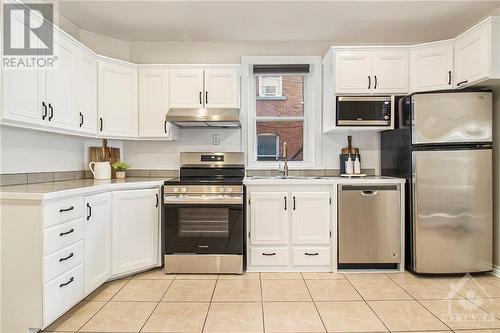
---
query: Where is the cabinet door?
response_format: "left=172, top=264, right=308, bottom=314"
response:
left=2, top=10, right=44, bottom=126
left=410, top=43, right=453, bottom=92
left=76, top=49, right=98, bottom=134
left=168, top=69, right=204, bottom=108
left=45, top=33, right=77, bottom=131
left=454, top=24, right=490, bottom=88
left=139, top=68, right=171, bottom=138
left=372, top=51, right=409, bottom=94
left=250, top=192, right=289, bottom=245
left=98, top=61, right=138, bottom=137
left=84, top=192, right=111, bottom=294
left=111, top=189, right=159, bottom=276
left=334, top=51, right=372, bottom=94
left=204, top=68, right=240, bottom=108
left=291, top=192, right=331, bottom=245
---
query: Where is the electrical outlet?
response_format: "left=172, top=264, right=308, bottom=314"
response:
left=212, top=134, right=221, bottom=145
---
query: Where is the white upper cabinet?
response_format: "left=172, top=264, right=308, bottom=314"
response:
left=250, top=192, right=289, bottom=245
left=335, top=51, right=372, bottom=94
left=410, top=42, right=454, bottom=92
left=2, top=66, right=43, bottom=126
left=454, top=17, right=500, bottom=88
left=334, top=49, right=409, bottom=94
left=291, top=192, right=331, bottom=245
left=75, top=49, right=98, bottom=135
left=44, top=34, right=77, bottom=131
left=204, top=68, right=240, bottom=108
left=111, top=189, right=159, bottom=277
left=371, top=51, right=409, bottom=93
left=98, top=59, right=138, bottom=138
left=169, top=69, right=204, bottom=108
left=169, top=67, right=240, bottom=109
left=138, top=68, right=177, bottom=139
left=84, top=192, right=111, bottom=294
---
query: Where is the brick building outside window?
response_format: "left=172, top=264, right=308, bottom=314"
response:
left=256, top=75, right=305, bottom=161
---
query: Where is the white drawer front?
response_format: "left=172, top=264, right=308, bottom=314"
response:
left=43, top=263, right=84, bottom=327
left=44, top=197, right=85, bottom=228
left=44, top=241, right=84, bottom=282
left=250, top=247, right=288, bottom=266
left=292, top=247, right=331, bottom=266
left=44, top=218, right=84, bottom=255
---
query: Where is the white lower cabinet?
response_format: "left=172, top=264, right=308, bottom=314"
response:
left=43, top=264, right=85, bottom=326
left=0, top=185, right=162, bottom=333
left=111, top=189, right=159, bottom=276
left=247, top=186, right=333, bottom=271
left=249, top=192, right=289, bottom=245
left=84, top=192, right=111, bottom=294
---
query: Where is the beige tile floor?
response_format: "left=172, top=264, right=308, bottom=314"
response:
left=43, top=269, right=500, bottom=333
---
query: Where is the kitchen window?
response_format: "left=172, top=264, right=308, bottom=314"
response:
left=242, top=57, right=322, bottom=169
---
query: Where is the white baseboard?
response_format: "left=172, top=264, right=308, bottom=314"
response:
left=492, top=265, right=500, bottom=277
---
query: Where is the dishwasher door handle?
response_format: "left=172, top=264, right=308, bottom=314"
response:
left=361, top=190, right=378, bottom=196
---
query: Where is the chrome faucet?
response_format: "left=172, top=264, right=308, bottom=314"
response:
left=281, top=141, right=289, bottom=177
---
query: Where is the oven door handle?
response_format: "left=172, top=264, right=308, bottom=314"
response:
left=163, top=195, right=243, bottom=205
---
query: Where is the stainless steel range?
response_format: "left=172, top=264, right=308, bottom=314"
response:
left=163, top=152, right=245, bottom=274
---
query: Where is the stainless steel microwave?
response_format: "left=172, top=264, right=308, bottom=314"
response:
left=336, top=96, right=393, bottom=126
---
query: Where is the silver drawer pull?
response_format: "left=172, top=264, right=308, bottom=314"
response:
left=59, top=228, right=74, bottom=237
left=59, top=252, right=74, bottom=262
left=305, top=252, right=319, bottom=256
left=59, top=276, right=74, bottom=288
left=262, top=252, right=276, bottom=256
left=361, top=190, right=378, bottom=196
left=198, top=245, right=209, bottom=248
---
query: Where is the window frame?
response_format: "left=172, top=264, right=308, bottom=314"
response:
left=241, top=56, right=322, bottom=170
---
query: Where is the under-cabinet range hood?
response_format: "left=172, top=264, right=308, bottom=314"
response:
left=166, top=108, right=241, bottom=128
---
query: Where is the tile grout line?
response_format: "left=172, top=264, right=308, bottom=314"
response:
left=344, top=274, right=391, bottom=333
left=385, top=273, right=454, bottom=332
left=76, top=277, right=133, bottom=332
left=200, top=274, right=219, bottom=333
left=137, top=275, right=175, bottom=333
left=302, top=272, right=328, bottom=333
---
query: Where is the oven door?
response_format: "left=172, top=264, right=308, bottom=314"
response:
left=164, top=195, right=243, bottom=255
left=336, top=96, right=392, bottom=126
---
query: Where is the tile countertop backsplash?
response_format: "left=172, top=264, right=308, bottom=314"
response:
left=0, top=169, right=179, bottom=187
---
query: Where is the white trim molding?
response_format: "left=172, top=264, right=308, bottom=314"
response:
left=241, top=56, right=323, bottom=170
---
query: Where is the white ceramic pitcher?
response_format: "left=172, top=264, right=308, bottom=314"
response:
left=89, top=161, right=111, bottom=180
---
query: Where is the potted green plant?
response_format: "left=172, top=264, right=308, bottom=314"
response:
left=111, top=161, right=129, bottom=179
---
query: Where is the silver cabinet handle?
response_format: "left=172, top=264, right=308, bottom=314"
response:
left=361, top=190, right=378, bottom=196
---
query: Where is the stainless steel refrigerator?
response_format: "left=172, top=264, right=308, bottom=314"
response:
left=381, top=90, right=493, bottom=274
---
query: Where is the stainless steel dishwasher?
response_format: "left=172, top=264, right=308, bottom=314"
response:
left=338, top=184, right=401, bottom=269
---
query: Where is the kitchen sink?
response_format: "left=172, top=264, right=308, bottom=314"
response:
left=249, top=176, right=326, bottom=180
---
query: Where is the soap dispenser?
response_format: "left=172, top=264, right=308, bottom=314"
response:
left=354, top=155, right=361, bottom=174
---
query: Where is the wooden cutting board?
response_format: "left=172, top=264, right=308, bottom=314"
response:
left=89, top=139, right=121, bottom=178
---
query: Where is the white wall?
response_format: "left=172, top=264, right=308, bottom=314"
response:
left=123, top=128, right=241, bottom=170
left=79, top=29, right=131, bottom=62
left=0, top=127, right=122, bottom=174
left=129, top=41, right=332, bottom=64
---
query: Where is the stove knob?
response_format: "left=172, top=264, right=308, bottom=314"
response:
left=226, top=187, right=233, bottom=193
left=181, top=187, right=187, bottom=193
left=173, top=187, right=180, bottom=193
left=218, top=187, right=225, bottom=193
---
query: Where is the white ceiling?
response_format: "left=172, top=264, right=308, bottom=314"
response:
left=59, top=1, right=500, bottom=44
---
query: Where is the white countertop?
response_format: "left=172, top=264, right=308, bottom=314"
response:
left=0, top=178, right=167, bottom=201
left=244, top=176, right=405, bottom=186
